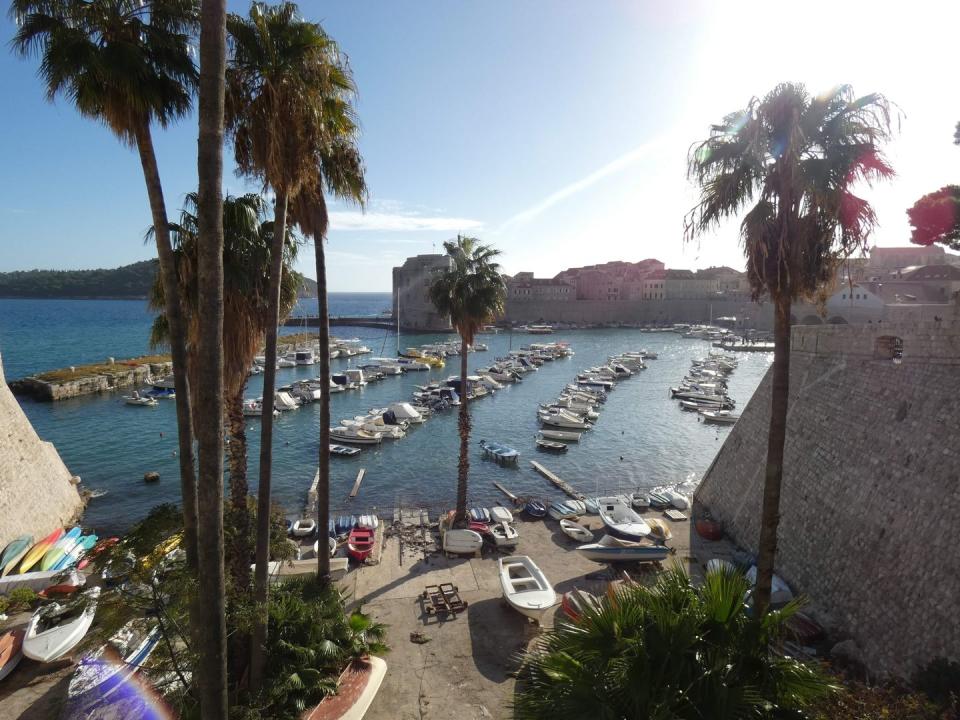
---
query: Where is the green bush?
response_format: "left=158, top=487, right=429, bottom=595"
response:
left=6, top=587, right=37, bottom=611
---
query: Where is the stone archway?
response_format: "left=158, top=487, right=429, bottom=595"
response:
left=800, top=314, right=823, bottom=325
left=828, top=315, right=848, bottom=325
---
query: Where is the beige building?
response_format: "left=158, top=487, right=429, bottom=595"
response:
left=506, top=272, right=574, bottom=301
left=392, top=254, right=453, bottom=331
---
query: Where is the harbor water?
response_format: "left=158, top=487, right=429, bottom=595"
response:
left=1, top=296, right=772, bottom=534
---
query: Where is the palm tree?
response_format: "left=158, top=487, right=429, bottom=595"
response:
left=513, top=565, right=838, bottom=719
left=195, top=0, right=228, bottom=715
left=225, top=1, right=363, bottom=690
left=148, top=193, right=301, bottom=590
left=685, top=84, right=894, bottom=613
left=429, top=236, right=506, bottom=524
left=10, top=0, right=201, bottom=571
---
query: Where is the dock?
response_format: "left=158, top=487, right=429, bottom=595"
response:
left=493, top=481, right=519, bottom=502
left=349, top=468, right=366, bottom=498
left=529, top=460, right=584, bottom=500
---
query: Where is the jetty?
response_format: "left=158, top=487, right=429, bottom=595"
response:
left=283, top=315, right=395, bottom=330
left=349, top=468, right=366, bottom=498
left=530, top=460, right=584, bottom=500
left=8, top=355, right=173, bottom=401
left=492, top=481, right=519, bottom=502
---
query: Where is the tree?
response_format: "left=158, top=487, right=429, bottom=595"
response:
left=196, top=0, right=228, bottom=715
left=907, top=185, right=960, bottom=252
left=428, top=236, right=506, bottom=524
left=686, top=84, right=894, bottom=614
left=10, top=0, right=201, bottom=570
left=513, top=566, right=838, bottom=719
left=226, top=1, right=363, bottom=690
left=148, top=193, right=301, bottom=591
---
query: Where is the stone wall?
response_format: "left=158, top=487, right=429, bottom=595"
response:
left=695, top=321, right=960, bottom=677
left=504, top=298, right=773, bottom=328
left=10, top=361, right=173, bottom=401
left=0, top=353, right=84, bottom=552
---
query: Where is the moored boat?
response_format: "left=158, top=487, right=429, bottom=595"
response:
left=538, top=429, right=582, bottom=442
left=498, top=555, right=556, bottom=622
left=536, top=438, right=568, bottom=452
left=576, top=535, right=670, bottom=563
left=479, top=439, right=519, bottom=463
left=330, top=444, right=362, bottom=457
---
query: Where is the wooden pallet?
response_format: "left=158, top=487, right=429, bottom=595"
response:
left=422, top=583, right=468, bottom=616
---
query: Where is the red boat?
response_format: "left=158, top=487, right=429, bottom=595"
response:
left=347, top=528, right=375, bottom=563
left=468, top=521, right=491, bottom=535
left=77, top=537, right=120, bottom=570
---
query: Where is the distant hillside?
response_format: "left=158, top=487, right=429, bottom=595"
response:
left=0, top=260, right=315, bottom=299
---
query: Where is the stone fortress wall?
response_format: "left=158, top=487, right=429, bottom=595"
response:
left=504, top=298, right=774, bottom=328
left=695, top=320, right=960, bottom=677
left=0, top=353, right=84, bottom=550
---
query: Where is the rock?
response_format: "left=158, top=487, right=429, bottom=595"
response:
left=144, top=471, right=160, bottom=483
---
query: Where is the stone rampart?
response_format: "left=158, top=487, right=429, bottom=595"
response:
left=10, top=361, right=173, bottom=401
left=0, top=353, right=84, bottom=553
left=695, top=321, right=960, bottom=677
left=504, top=298, right=773, bottom=328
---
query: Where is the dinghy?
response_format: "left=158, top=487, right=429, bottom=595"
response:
left=560, top=589, right=600, bottom=623
left=498, top=556, right=557, bottom=622
left=442, top=529, right=483, bottom=556
left=330, top=444, right=362, bottom=457
left=479, top=439, right=520, bottom=463
left=536, top=438, right=568, bottom=453
left=23, top=586, right=101, bottom=662
left=68, top=621, right=160, bottom=699
left=489, top=506, right=513, bottom=524
left=0, top=535, right=32, bottom=577
left=313, top=537, right=338, bottom=558
left=631, top=493, right=650, bottom=510
left=468, top=507, right=491, bottom=524
left=559, top=519, right=593, bottom=543
left=547, top=500, right=586, bottom=520
left=538, top=429, right=581, bottom=442
left=18, top=528, right=64, bottom=574
left=347, top=528, right=375, bottom=562
left=662, top=490, right=689, bottom=510
left=597, top=497, right=651, bottom=540
left=355, top=515, right=379, bottom=530
left=524, top=500, right=547, bottom=518
left=0, top=628, right=24, bottom=683
left=491, top=522, right=519, bottom=548
left=576, top=535, right=670, bottom=563
left=291, top=519, right=317, bottom=537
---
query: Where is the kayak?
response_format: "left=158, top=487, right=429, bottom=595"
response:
left=52, top=535, right=98, bottom=572
left=18, top=528, right=65, bottom=574
left=0, top=628, right=25, bottom=683
left=0, top=535, right=33, bottom=577
left=40, top=527, right=82, bottom=572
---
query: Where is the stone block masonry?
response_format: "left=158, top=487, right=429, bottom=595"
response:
left=695, top=321, right=960, bottom=677
left=0, top=352, right=84, bottom=552
left=10, top=360, right=173, bottom=401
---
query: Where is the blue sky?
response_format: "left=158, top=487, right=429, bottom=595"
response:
left=1, top=0, right=959, bottom=290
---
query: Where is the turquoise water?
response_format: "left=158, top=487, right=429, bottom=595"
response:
left=4, top=299, right=772, bottom=534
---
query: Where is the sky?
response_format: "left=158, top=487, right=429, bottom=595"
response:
left=1, top=0, right=959, bottom=291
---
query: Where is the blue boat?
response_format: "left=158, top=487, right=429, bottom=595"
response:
left=524, top=500, right=547, bottom=518
left=468, top=507, right=491, bottom=524
left=334, top=515, right=356, bottom=535
left=328, top=519, right=336, bottom=537
left=479, top=439, right=519, bottom=464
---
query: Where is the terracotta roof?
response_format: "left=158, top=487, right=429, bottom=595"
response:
left=902, top=264, right=960, bottom=281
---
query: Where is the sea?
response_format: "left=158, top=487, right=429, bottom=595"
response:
left=0, top=295, right=772, bottom=535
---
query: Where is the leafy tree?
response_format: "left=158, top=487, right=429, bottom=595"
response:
left=514, top=566, right=838, bottom=719
left=10, top=0, right=201, bottom=571
left=686, top=83, right=895, bottom=613
left=428, top=236, right=506, bottom=524
left=907, top=185, right=960, bottom=251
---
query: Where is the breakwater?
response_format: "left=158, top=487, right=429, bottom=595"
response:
left=10, top=357, right=173, bottom=401
left=696, top=320, right=960, bottom=677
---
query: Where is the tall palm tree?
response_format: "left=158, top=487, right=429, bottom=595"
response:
left=195, top=0, right=228, bottom=715
left=225, top=1, right=362, bottom=691
left=686, top=83, right=894, bottom=613
left=513, top=565, right=838, bottom=719
left=148, top=193, right=301, bottom=590
left=429, top=236, right=506, bottom=524
left=10, top=0, right=201, bottom=571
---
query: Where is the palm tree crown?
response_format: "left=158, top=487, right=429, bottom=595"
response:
left=685, top=83, right=894, bottom=302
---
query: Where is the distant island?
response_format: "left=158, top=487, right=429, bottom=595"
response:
left=0, top=260, right=317, bottom=299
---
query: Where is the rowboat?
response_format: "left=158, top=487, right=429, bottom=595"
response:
left=314, top=537, right=338, bottom=558
left=347, top=528, right=375, bottom=562
left=479, top=439, right=520, bottom=463
left=468, top=507, right=491, bottom=524
left=68, top=621, right=160, bottom=699
left=41, top=527, right=82, bottom=571
left=23, top=587, right=101, bottom=662
left=547, top=501, right=584, bottom=520
left=491, top=522, right=520, bottom=548
left=302, top=656, right=387, bottom=720
left=498, top=555, right=557, bottom=622
left=597, top=497, right=651, bottom=539
left=0, top=628, right=24, bottom=683
left=559, top=519, right=593, bottom=543
left=538, top=429, right=581, bottom=442
left=442, top=529, right=483, bottom=556
left=355, top=515, right=379, bottom=530
left=524, top=500, right=547, bottom=518
left=18, top=528, right=64, bottom=574
left=631, top=493, right=650, bottom=510
left=489, top=506, right=513, bottom=524
left=0, top=535, right=33, bottom=577
left=560, top=589, right=600, bottom=623
left=330, top=444, right=362, bottom=457
left=576, top=535, right=671, bottom=563
left=584, top=498, right=600, bottom=514
left=334, top=516, right=356, bottom=535
left=536, top=438, right=568, bottom=453
left=662, top=490, right=689, bottom=510
left=291, top=519, right=317, bottom=537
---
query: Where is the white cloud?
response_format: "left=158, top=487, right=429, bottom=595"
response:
left=329, top=210, right=483, bottom=233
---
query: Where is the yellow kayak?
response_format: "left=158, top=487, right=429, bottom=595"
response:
left=18, top=528, right=64, bottom=574
left=141, top=533, right=182, bottom=570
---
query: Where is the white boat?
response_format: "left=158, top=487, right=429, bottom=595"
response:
left=291, top=519, right=316, bottom=537
left=68, top=621, right=160, bottom=699
left=313, top=537, right=337, bottom=558
left=597, top=496, right=651, bottom=540
left=661, top=489, right=689, bottom=510
left=274, top=391, right=300, bottom=411
left=294, top=349, right=316, bottom=365
left=701, top=409, right=740, bottom=424
left=498, top=555, right=557, bottom=621
left=538, top=429, right=582, bottom=442
left=576, top=535, right=671, bottom=563
left=329, top=427, right=383, bottom=445
left=538, top=411, right=591, bottom=430
left=386, top=402, right=426, bottom=424
left=559, top=519, right=593, bottom=543
left=489, top=506, right=513, bottom=524
left=277, top=358, right=296, bottom=368
left=242, top=399, right=279, bottom=417
left=123, top=391, right=157, bottom=407
left=547, top=500, right=587, bottom=520
left=0, top=567, right=85, bottom=596
left=745, top=565, right=795, bottom=607
left=491, top=522, right=519, bottom=548
left=442, top=529, right=483, bottom=555
left=23, top=586, right=101, bottom=662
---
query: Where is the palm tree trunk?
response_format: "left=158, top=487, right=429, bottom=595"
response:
left=249, top=189, right=288, bottom=691
left=195, top=0, right=229, bottom=716
left=315, top=216, right=332, bottom=587
left=133, top=121, right=199, bottom=572
left=226, top=387, right=250, bottom=590
left=754, top=295, right=791, bottom=615
left=455, top=337, right=470, bottom=524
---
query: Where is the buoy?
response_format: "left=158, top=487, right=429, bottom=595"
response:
left=144, top=471, right=160, bottom=483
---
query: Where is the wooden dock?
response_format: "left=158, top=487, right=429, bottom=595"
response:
left=493, top=481, right=518, bottom=502
left=349, top=468, right=366, bottom=498
left=529, top=460, right=584, bottom=500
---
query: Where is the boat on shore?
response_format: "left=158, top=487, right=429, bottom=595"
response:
left=576, top=535, right=670, bottom=563
left=559, top=519, right=593, bottom=543
left=18, top=528, right=64, bottom=575
left=23, top=587, right=101, bottom=662
left=597, top=497, right=651, bottom=540
left=524, top=500, right=547, bottom=518
left=0, top=535, right=33, bottom=577
left=347, top=527, right=375, bottom=562
left=491, top=522, right=519, bottom=548
left=68, top=621, right=160, bottom=700
left=498, top=555, right=556, bottom=621
left=302, top=656, right=388, bottom=720
left=442, top=529, right=483, bottom=555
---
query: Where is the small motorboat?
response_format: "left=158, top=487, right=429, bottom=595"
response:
left=329, top=426, right=383, bottom=445
left=0, top=535, right=33, bottom=577
left=560, top=589, right=600, bottom=623
left=576, top=535, right=670, bottom=564
left=491, top=522, right=519, bottom=548
left=0, top=628, right=24, bottom=683
left=538, top=429, right=581, bottom=442
left=597, top=497, right=651, bottom=540
left=468, top=507, right=491, bottom=524
left=347, top=527, right=375, bottom=562
left=498, top=555, right=557, bottom=622
left=479, top=439, right=520, bottom=464
left=524, top=500, right=547, bottom=518
left=291, top=519, right=317, bottom=537
left=68, top=621, right=160, bottom=699
left=23, top=586, right=101, bottom=662
left=559, top=519, right=593, bottom=543
left=18, top=528, right=65, bottom=575
left=631, top=493, right=650, bottom=511
left=489, top=506, right=513, bottom=524
left=536, top=438, right=568, bottom=453
left=700, top=409, right=740, bottom=424
left=123, top=391, right=158, bottom=407
left=330, top=444, right=361, bottom=457
left=442, top=529, right=483, bottom=556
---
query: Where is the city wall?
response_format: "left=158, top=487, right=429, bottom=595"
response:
left=0, top=353, right=84, bottom=552
left=695, top=321, right=960, bottom=677
left=504, top=298, right=773, bottom=328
